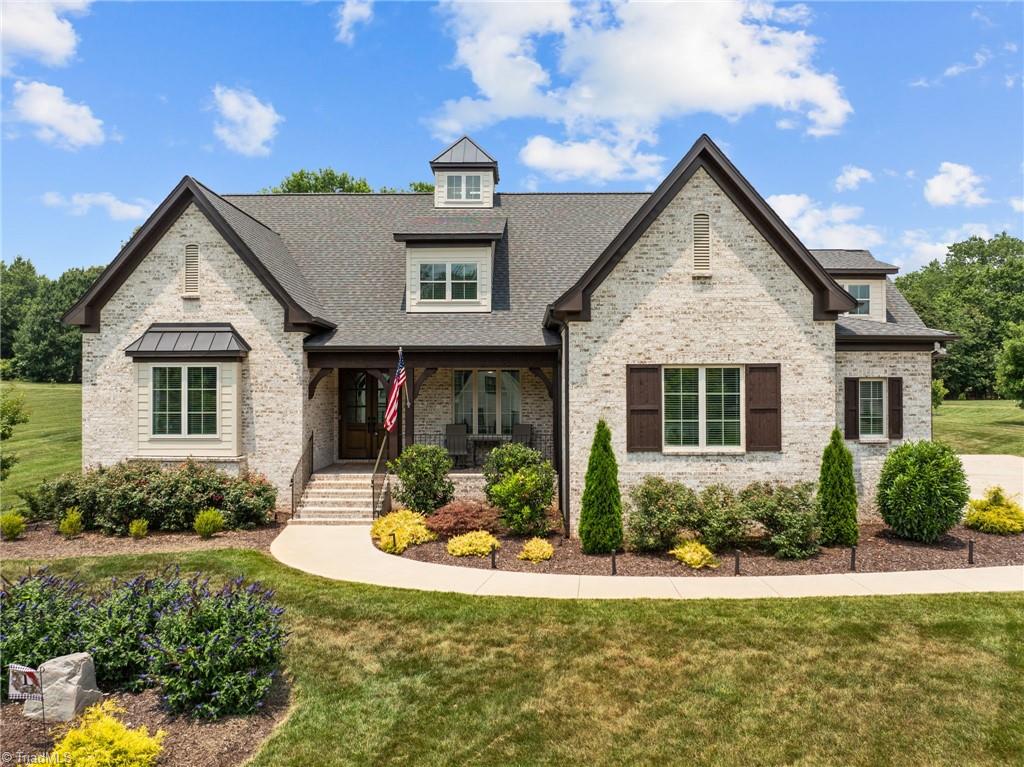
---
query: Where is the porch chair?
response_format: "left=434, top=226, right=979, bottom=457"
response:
left=445, top=423, right=469, bottom=468
left=511, top=423, right=533, bottom=448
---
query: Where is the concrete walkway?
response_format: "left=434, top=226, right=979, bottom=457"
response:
left=961, top=454, right=1024, bottom=501
left=270, top=524, right=1024, bottom=600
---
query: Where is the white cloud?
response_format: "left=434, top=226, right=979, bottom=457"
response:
left=335, top=0, right=374, bottom=45
left=943, top=48, right=991, bottom=78
left=898, top=223, right=993, bottom=271
left=1006, top=75, right=1019, bottom=89
left=767, top=193, right=883, bottom=249
left=1, top=1, right=91, bottom=73
left=970, top=6, right=993, bottom=27
left=42, top=191, right=152, bottom=220
left=432, top=1, right=852, bottom=182
left=211, top=85, right=283, bottom=156
left=834, top=165, right=873, bottom=192
left=1010, top=197, right=1024, bottom=213
left=923, top=162, right=990, bottom=207
left=11, top=80, right=105, bottom=149
left=1005, top=42, right=1019, bottom=53
left=519, top=135, right=663, bottom=182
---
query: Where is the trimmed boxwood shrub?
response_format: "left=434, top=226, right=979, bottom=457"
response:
left=817, top=427, right=859, bottom=546
left=877, top=440, right=969, bottom=542
left=578, top=419, right=623, bottom=554
left=388, top=444, right=454, bottom=514
left=482, top=443, right=548, bottom=503
left=626, top=476, right=700, bottom=551
left=489, top=465, right=555, bottom=536
left=21, top=460, right=275, bottom=536
left=695, top=484, right=749, bottom=552
left=741, top=482, right=820, bottom=559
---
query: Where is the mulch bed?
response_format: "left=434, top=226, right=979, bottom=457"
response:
left=0, top=522, right=282, bottom=561
left=0, top=679, right=290, bottom=766
left=398, top=523, right=1024, bottom=577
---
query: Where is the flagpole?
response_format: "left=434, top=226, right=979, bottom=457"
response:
left=399, top=346, right=411, bottom=408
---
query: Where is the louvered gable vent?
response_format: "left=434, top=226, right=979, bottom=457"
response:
left=693, top=213, right=711, bottom=273
left=183, top=244, right=200, bottom=296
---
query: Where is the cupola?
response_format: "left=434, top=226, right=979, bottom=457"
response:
left=430, top=136, right=498, bottom=208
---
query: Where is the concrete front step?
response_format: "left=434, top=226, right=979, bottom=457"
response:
left=288, top=517, right=372, bottom=526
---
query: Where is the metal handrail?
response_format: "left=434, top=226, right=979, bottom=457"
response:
left=289, top=431, right=314, bottom=518
left=370, top=435, right=391, bottom=518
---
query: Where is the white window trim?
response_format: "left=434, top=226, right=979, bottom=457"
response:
left=662, top=365, right=745, bottom=454
left=451, top=369, right=521, bottom=436
left=845, top=284, right=871, bottom=316
left=858, top=377, right=888, bottom=443
left=418, top=261, right=481, bottom=304
left=149, top=363, right=221, bottom=440
left=444, top=173, right=485, bottom=206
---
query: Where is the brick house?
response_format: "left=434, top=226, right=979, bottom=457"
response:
left=64, top=135, right=954, bottom=532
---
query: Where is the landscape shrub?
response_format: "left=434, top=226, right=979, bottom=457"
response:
left=489, top=464, right=555, bottom=536
left=877, top=440, right=969, bottom=542
left=371, top=509, right=437, bottom=554
left=59, top=508, right=84, bottom=538
left=24, top=460, right=276, bottom=535
left=147, top=576, right=286, bottom=718
left=482, top=443, right=548, bottom=503
left=52, top=700, right=165, bottom=767
left=425, top=500, right=502, bottom=538
left=931, top=379, right=948, bottom=410
left=578, top=420, right=623, bottom=554
left=193, top=508, right=225, bottom=538
left=626, top=476, right=700, bottom=551
left=128, top=518, right=149, bottom=539
left=446, top=530, right=500, bottom=558
left=518, top=537, right=554, bottom=563
left=817, top=428, right=859, bottom=546
left=741, top=482, right=820, bottom=559
left=695, top=485, right=749, bottom=551
left=964, top=487, right=1024, bottom=535
left=670, top=541, right=719, bottom=569
left=0, top=511, right=26, bottom=540
left=388, top=444, right=454, bottom=514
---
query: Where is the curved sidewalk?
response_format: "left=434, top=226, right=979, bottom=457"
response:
left=270, top=524, right=1024, bottom=601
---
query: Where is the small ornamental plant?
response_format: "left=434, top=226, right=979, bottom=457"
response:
left=489, top=465, right=555, bottom=536
left=426, top=501, right=502, bottom=538
left=0, top=511, right=26, bottom=540
left=388, top=444, right=454, bottom=514
left=670, top=541, right=719, bottom=569
left=447, top=530, right=500, bottom=558
left=877, top=440, right=969, bottom=542
left=193, top=508, right=225, bottom=539
left=128, top=518, right=149, bottom=539
left=517, top=537, right=554, bottom=563
left=58, top=508, right=84, bottom=539
left=371, top=509, right=436, bottom=554
left=52, top=700, right=166, bottom=767
left=964, top=487, right=1024, bottom=535
left=578, top=419, right=623, bottom=554
left=817, top=428, right=859, bottom=546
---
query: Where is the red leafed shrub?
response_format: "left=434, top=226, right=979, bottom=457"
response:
left=425, top=501, right=502, bottom=538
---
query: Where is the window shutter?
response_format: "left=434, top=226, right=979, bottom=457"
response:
left=183, top=244, right=200, bottom=295
left=692, top=213, right=711, bottom=272
left=626, top=365, right=661, bottom=452
left=745, top=364, right=781, bottom=451
left=888, top=377, right=903, bottom=439
left=844, top=378, right=859, bottom=440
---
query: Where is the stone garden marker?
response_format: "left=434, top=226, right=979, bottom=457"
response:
left=23, top=652, right=103, bottom=722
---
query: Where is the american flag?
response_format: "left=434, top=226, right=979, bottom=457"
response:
left=383, top=348, right=406, bottom=432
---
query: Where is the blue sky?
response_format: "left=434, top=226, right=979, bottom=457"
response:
left=3, top=1, right=1022, bottom=277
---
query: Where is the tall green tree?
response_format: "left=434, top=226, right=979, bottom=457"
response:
left=995, top=321, right=1024, bottom=408
left=267, top=168, right=433, bottom=194
left=0, top=388, right=28, bottom=481
left=817, top=428, right=858, bottom=546
left=12, top=266, right=103, bottom=383
left=0, top=257, right=43, bottom=358
left=578, top=419, right=623, bottom=554
left=896, top=233, right=1024, bottom=398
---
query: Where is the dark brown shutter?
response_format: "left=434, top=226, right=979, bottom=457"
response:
left=626, top=365, right=661, bottom=452
left=844, top=378, right=859, bottom=440
left=745, top=364, right=781, bottom=451
left=888, top=377, right=903, bottom=440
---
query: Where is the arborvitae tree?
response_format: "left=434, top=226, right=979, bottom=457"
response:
left=578, top=419, right=623, bottom=554
left=817, top=428, right=859, bottom=546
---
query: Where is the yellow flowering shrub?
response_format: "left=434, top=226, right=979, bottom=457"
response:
left=669, top=540, right=719, bottom=569
left=964, top=486, right=1024, bottom=535
left=371, top=510, right=437, bottom=554
left=517, top=537, right=554, bottom=563
left=447, top=530, right=500, bottom=557
left=52, top=700, right=165, bottom=767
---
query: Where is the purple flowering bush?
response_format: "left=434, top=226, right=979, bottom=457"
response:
left=1, top=569, right=285, bottom=718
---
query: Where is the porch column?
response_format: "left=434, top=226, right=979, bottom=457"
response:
left=552, top=361, right=561, bottom=473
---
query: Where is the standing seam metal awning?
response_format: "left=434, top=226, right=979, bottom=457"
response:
left=124, top=323, right=250, bottom=358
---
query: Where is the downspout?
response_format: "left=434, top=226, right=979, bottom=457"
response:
left=559, top=319, right=571, bottom=537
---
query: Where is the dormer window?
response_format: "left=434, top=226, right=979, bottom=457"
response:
left=846, top=284, right=870, bottom=315
left=407, top=246, right=491, bottom=313
left=446, top=175, right=462, bottom=201
left=418, top=261, right=479, bottom=301
left=430, top=136, right=498, bottom=209
left=445, top=174, right=482, bottom=203
left=465, top=175, right=481, bottom=200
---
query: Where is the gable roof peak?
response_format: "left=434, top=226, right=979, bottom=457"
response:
left=430, top=135, right=499, bottom=182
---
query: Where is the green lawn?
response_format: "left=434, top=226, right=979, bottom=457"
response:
left=3, top=550, right=1021, bottom=767
left=934, top=399, right=1024, bottom=456
left=1, top=382, right=81, bottom=511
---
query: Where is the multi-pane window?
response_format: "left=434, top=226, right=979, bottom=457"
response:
left=419, top=263, right=447, bottom=300
left=859, top=379, right=884, bottom=437
left=446, top=174, right=482, bottom=202
left=446, top=175, right=463, bottom=201
left=152, top=366, right=217, bottom=436
left=451, top=263, right=478, bottom=300
left=847, top=284, right=870, bottom=315
left=453, top=369, right=521, bottom=435
left=465, top=175, right=482, bottom=200
left=663, top=366, right=742, bottom=449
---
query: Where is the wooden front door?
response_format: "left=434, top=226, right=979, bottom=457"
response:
left=339, top=370, right=388, bottom=459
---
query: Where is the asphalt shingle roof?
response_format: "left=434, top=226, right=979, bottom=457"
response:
left=810, top=249, right=898, bottom=273
left=394, top=214, right=507, bottom=240
left=836, top=280, right=955, bottom=339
